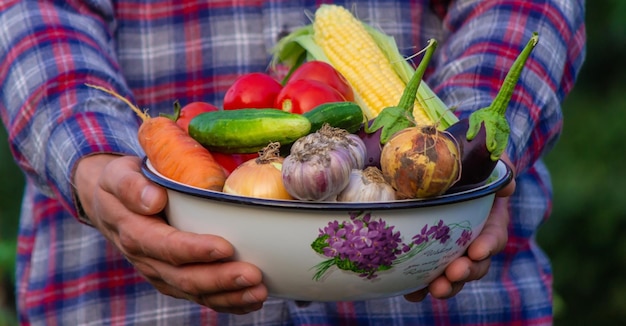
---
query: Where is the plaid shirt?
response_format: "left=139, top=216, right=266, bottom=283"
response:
left=0, top=0, right=585, bottom=325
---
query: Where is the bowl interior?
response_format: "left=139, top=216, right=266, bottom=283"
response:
left=141, top=158, right=513, bottom=210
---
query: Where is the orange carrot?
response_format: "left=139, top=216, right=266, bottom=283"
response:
left=86, top=84, right=227, bottom=191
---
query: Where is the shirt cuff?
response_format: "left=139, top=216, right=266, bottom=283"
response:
left=46, top=111, right=143, bottom=220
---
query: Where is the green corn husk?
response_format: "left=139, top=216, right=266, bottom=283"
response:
left=271, top=21, right=458, bottom=128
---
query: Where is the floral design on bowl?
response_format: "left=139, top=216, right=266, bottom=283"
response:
left=311, top=212, right=474, bottom=281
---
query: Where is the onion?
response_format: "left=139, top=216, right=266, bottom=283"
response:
left=223, top=142, right=293, bottom=200
left=336, top=167, right=397, bottom=202
left=282, top=124, right=367, bottom=201
left=380, top=125, right=461, bottom=199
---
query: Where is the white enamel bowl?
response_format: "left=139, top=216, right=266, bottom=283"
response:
left=142, top=158, right=512, bottom=302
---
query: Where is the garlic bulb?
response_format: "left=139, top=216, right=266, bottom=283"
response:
left=337, top=167, right=397, bottom=202
left=282, top=124, right=367, bottom=201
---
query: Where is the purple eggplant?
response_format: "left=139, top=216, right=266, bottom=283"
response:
left=447, top=33, right=538, bottom=190
left=357, top=120, right=383, bottom=168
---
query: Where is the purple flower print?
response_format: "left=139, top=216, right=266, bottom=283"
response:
left=456, top=229, right=473, bottom=247
left=312, top=214, right=469, bottom=282
left=428, top=220, right=451, bottom=244
left=312, top=213, right=408, bottom=279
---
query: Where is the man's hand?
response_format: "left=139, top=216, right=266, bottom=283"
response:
left=404, top=157, right=516, bottom=301
left=74, top=154, right=267, bottom=314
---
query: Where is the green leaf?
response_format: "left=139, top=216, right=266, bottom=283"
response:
left=369, top=107, right=414, bottom=143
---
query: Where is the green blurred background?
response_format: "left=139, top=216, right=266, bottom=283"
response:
left=0, top=2, right=624, bottom=325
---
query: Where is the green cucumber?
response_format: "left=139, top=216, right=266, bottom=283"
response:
left=189, top=109, right=311, bottom=153
left=303, top=102, right=365, bottom=133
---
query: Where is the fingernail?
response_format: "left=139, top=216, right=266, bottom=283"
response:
left=235, top=275, right=252, bottom=287
left=141, top=185, right=159, bottom=209
left=242, top=289, right=259, bottom=304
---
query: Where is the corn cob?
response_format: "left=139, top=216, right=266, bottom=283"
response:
left=312, top=5, right=430, bottom=122
left=271, top=4, right=458, bottom=128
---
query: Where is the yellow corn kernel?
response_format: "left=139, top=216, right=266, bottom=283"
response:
left=313, top=4, right=432, bottom=124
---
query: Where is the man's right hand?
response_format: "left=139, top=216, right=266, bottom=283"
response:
left=73, top=154, right=268, bottom=314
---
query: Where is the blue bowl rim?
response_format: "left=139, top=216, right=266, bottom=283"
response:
left=141, top=157, right=513, bottom=211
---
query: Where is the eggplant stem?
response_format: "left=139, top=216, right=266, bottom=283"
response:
left=490, top=33, right=539, bottom=116
left=466, top=32, right=539, bottom=161
left=367, top=39, right=438, bottom=144
left=397, top=39, right=437, bottom=111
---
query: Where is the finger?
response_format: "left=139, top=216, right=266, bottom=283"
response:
left=427, top=276, right=466, bottom=299
left=150, top=259, right=263, bottom=296
left=444, top=256, right=492, bottom=283
left=403, top=287, right=429, bottom=302
left=91, top=157, right=234, bottom=264
left=466, top=196, right=510, bottom=261
left=147, top=271, right=266, bottom=315
left=208, top=298, right=265, bottom=315
left=134, top=258, right=267, bottom=311
left=496, top=154, right=516, bottom=197
left=92, top=175, right=235, bottom=265
left=197, top=283, right=268, bottom=314
left=99, top=156, right=168, bottom=215
left=115, top=212, right=235, bottom=265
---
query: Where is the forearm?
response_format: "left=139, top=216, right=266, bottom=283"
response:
left=428, top=0, right=586, bottom=173
left=0, top=1, right=143, bottom=215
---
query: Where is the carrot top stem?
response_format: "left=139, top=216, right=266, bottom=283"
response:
left=159, top=101, right=182, bottom=122
left=85, top=83, right=150, bottom=122
left=466, top=32, right=539, bottom=161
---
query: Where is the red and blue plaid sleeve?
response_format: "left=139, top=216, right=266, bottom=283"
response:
left=427, top=0, right=586, bottom=174
left=0, top=0, right=143, bottom=217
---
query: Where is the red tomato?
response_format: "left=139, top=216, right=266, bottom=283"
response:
left=287, top=61, right=354, bottom=102
left=176, top=101, right=219, bottom=133
left=223, top=73, right=283, bottom=110
left=212, top=152, right=258, bottom=175
left=275, top=79, right=346, bottom=114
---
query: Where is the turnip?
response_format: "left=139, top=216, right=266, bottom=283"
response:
left=381, top=125, right=461, bottom=199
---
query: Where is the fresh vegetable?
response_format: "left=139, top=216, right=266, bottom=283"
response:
left=375, top=41, right=462, bottom=199
left=271, top=4, right=457, bottom=127
left=223, top=142, right=293, bottom=200
left=223, top=72, right=283, bottom=110
left=166, top=101, right=219, bottom=133
left=380, top=126, right=461, bottom=199
left=446, top=33, right=538, bottom=189
left=355, top=38, right=437, bottom=169
left=336, top=167, right=396, bottom=202
left=275, top=79, right=346, bottom=114
left=282, top=124, right=366, bottom=201
left=212, top=152, right=259, bottom=175
left=161, top=100, right=256, bottom=175
left=302, top=101, right=364, bottom=133
left=357, top=120, right=383, bottom=168
left=284, top=60, right=355, bottom=101
left=188, top=108, right=311, bottom=153
left=366, top=39, right=437, bottom=143
left=86, top=84, right=227, bottom=191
